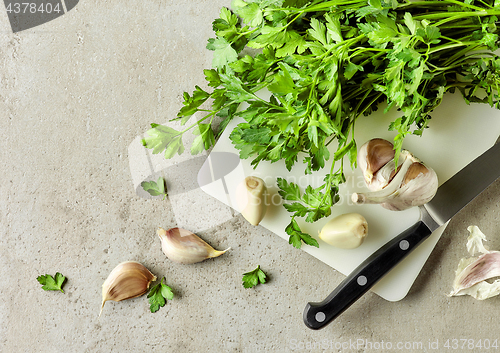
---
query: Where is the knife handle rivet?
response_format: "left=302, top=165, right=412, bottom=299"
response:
left=399, top=240, right=410, bottom=251
left=315, top=312, right=326, bottom=323
left=357, top=275, right=367, bottom=286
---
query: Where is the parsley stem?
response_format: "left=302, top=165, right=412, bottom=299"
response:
left=401, top=0, right=486, bottom=12
left=179, top=113, right=215, bottom=135
left=302, top=0, right=366, bottom=13
left=426, top=41, right=484, bottom=55
left=233, top=28, right=258, bottom=42
left=414, top=10, right=500, bottom=22
left=319, top=150, right=341, bottom=210
left=439, top=35, right=463, bottom=45
left=356, top=92, right=384, bottom=121
left=306, top=69, right=321, bottom=114
left=179, top=99, right=240, bottom=135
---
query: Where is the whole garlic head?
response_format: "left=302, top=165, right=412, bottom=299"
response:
left=352, top=139, right=438, bottom=211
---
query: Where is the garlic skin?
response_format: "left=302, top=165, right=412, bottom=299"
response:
left=449, top=226, right=500, bottom=300
left=318, top=213, right=368, bottom=249
left=352, top=142, right=438, bottom=211
left=236, top=176, right=268, bottom=226
left=100, top=261, right=156, bottom=317
left=157, top=227, right=229, bottom=264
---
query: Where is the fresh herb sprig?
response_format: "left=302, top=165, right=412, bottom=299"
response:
left=144, top=0, right=500, bottom=246
left=147, top=277, right=174, bottom=313
left=242, top=265, right=268, bottom=288
left=141, top=177, right=168, bottom=200
left=37, top=272, right=67, bottom=293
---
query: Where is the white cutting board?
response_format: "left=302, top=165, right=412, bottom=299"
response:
left=198, top=91, right=500, bottom=301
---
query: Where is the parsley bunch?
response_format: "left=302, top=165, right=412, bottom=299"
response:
left=144, top=0, right=500, bottom=247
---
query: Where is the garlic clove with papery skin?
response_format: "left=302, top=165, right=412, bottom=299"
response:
left=318, top=213, right=368, bottom=249
left=236, top=176, right=268, bottom=226
left=100, top=261, right=156, bottom=317
left=157, top=227, right=229, bottom=264
left=357, top=138, right=396, bottom=189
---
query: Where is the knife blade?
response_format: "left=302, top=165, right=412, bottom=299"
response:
left=303, top=140, right=500, bottom=330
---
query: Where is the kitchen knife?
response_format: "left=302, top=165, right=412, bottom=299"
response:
left=303, top=140, right=500, bottom=330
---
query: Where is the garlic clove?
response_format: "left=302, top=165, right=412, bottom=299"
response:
left=236, top=176, right=268, bottom=226
left=318, top=213, right=368, bottom=249
left=367, top=158, right=399, bottom=191
left=357, top=138, right=395, bottom=187
left=100, top=261, right=156, bottom=317
left=157, top=227, right=229, bottom=264
left=385, top=161, right=438, bottom=211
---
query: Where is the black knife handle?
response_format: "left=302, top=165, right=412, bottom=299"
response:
left=303, top=220, right=432, bottom=330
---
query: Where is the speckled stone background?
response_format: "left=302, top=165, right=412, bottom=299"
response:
left=1, top=1, right=500, bottom=352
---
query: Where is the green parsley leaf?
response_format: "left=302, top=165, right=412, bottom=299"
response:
left=232, top=1, right=264, bottom=27
left=204, top=69, right=222, bottom=88
left=308, top=18, right=329, bottom=46
left=141, top=177, right=167, bottom=200
left=248, top=25, right=287, bottom=49
left=206, top=37, right=238, bottom=69
left=242, top=265, right=267, bottom=288
left=191, top=123, right=216, bottom=155
left=147, top=277, right=174, bottom=313
left=218, top=73, right=256, bottom=103
left=268, top=63, right=297, bottom=96
left=275, top=31, right=307, bottom=57
left=178, top=86, right=210, bottom=121
left=142, top=124, right=185, bottom=158
left=219, top=6, right=239, bottom=28
left=37, top=272, right=66, bottom=293
left=285, top=218, right=319, bottom=249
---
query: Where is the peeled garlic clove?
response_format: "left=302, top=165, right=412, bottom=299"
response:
left=357, top=138, right=395, bottom=188
left=157, top=227, right=229, bottom=264
left=100, top=261, right=156, bottom=317
left=236, top=176, right=268, bottom=226
left=318, top=213, right=368, bottom=249
left=352, top=149, right=438, bottom=211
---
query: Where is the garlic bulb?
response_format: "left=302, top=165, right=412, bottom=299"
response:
left=318, top=213, right=368, bottom=249
left=100, top=261, right=156, bottom=317
left=352, top=139, right=438, bottom=211
left=236, top=176, right=268, bottom=226
left=157, top=227, right=230, bottom=264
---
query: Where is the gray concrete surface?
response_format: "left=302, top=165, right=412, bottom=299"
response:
left=1, top=1, right=500, bottom=352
